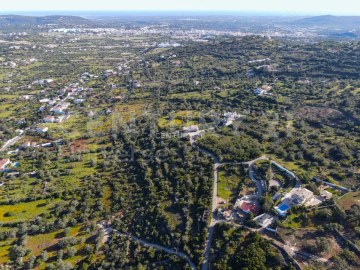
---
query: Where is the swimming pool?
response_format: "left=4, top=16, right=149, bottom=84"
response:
left=277, top=203, right=290, bottom=212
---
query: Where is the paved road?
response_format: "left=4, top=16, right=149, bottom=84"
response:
left=313, top=177, right=349, bottom=192
left=126, top=234, right=197, bottom=270
left=98, top=223, right=197, bottom=270
left=194, top=146, right=220, bottom=270
left=245, top=155, right=268, bottom=198
left=271, top=160, right=301, bottom=188
left=201, top=161, right=221, bottom=270
left=202, top=220, right=217, bottom=270
left=245, top=156, right=301, bottom=190
left=195, top=150, right=271, bottom=270
left=243, top=154, right=269, bottom=166
left=0, top=135, right=22, bottom=152
left=248, top=163, right=265, bottom=198
left=196, top=147, right=246, bottom=270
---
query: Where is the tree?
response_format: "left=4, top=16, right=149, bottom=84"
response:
left=56, top=261, right=73, bottom=270
left=57, top=249, right=64, bottom=261
left=259, top=195, right=274, bottom=212
left=314, top=237, right=331, bottom=254
left=84, top=244, right=93, bottom=255
left=331, top=256, right=350, bottom=270
left=9, top=245, right=30, bottom=262
left=315, top=208, right=333, bottom=220
left=28, top=255, right=37, bottom=269
left=64, top=227, right=70, bottom=237
left=42, top=250, right=49, bottom=262
left=67, top=247, right=76, bottom=258
left=58, top=237, right=78, bottom=249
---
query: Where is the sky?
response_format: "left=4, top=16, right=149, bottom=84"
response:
left=0, top=0, right=360, bottom=16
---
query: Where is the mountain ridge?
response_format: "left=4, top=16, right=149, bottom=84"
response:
left=0, top=14, right=91, bottom=28
left=295, top=15, right=360, bottom=28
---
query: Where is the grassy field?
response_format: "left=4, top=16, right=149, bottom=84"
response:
left=0, top=240, right=13, bottom=265
left=0, top=102, right=27, bottom=118
left=41, top=114, right=88, bottom=140
left=26, top=224, right=84, bottom=256
left=0, top=223, right=95, bottom=266
left=158, top=117, right=183, bottom=128
left=114, top=102, right=146, bottom=123
left=338, top=191, right=360, bottom=210
left=0, top=198, right=61, bottom=223
left=158, top=110, right=199, bottom=129
left=0, top=175, right=44, bottom=203
left=32, top=224, right=96, bottom=270
left=0, top=149, right=103, bottom=203
left=169, top=91, right=212, bottom=100
left=282, top=212, right=318, bottom=230
left=217, top=165, right=246, bottom=203
left=282, top=213, right=303, bottom=229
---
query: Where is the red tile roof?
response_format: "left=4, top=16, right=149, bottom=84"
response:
left=239, top=202, right=259, bottom=214
left=0, top=159, right=10, bottom=170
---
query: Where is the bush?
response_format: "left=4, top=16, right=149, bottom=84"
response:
left=4, top=211, right=15, bottom=217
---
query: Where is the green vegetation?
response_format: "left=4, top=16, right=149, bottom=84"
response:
left=218, top=165, right=247, bottom=202
left=0, top=18, right=359, bottom=270
left=198, top=133, right=263, bottom=162
left=0, top=199, right=60, bottom=223
left=338, top=191, right=360, bottom=210
left=210, top=223, right=294, bottom=270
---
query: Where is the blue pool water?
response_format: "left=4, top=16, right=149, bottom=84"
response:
left=278, top=204, right=290, bottom=212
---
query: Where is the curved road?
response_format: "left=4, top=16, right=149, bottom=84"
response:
left=98, top=223, right=197, bottom=270
left=125, top=234, right=197, bottom=269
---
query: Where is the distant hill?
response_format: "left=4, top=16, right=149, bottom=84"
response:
left=0, top=15, right=91, bottom=29
left=295, top=15, right=360, bottom=29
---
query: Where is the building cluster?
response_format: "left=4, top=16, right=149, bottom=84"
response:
left=157, top=42, right=181, bottom=48
left=37, top=82, right=92, bottom=126
left=32, top=79, right=54, bottom=85
left=50, top=102, right=70, bottom=115
left=20, top=141, right=52, bottom=149
left=216, top=159, right=337, bottom=232
left=43, top=115, right=70, bottom=123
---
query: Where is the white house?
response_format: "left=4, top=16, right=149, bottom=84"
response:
left=223, top=112, right=238, bottom=126
left=21, top=141, right=36, bottom=149
left=0, top=159, right=11, bottom=171
left=44, top=116, right=56, bottom=123
left=74, top=99, right=85, bottom=104
left=50, top=103, right=70, bottom=114
left=39, top=98, right=50, bottom=103
left=287, top=188, right=314, bottom=205
left=275, top=187, right=314, bottom=216
left=36, top=127, right=49, bottom=133
left=254, top=85, right=273, bottom=96
left=182, top=125, right=199, bottom=133
left=254, top=213, right=276, bottom=228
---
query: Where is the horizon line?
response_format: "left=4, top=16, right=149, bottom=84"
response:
left=0, top=10, right=359, bottom=16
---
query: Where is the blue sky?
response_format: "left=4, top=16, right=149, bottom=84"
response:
left=1, top=0, right=359, bottom=15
